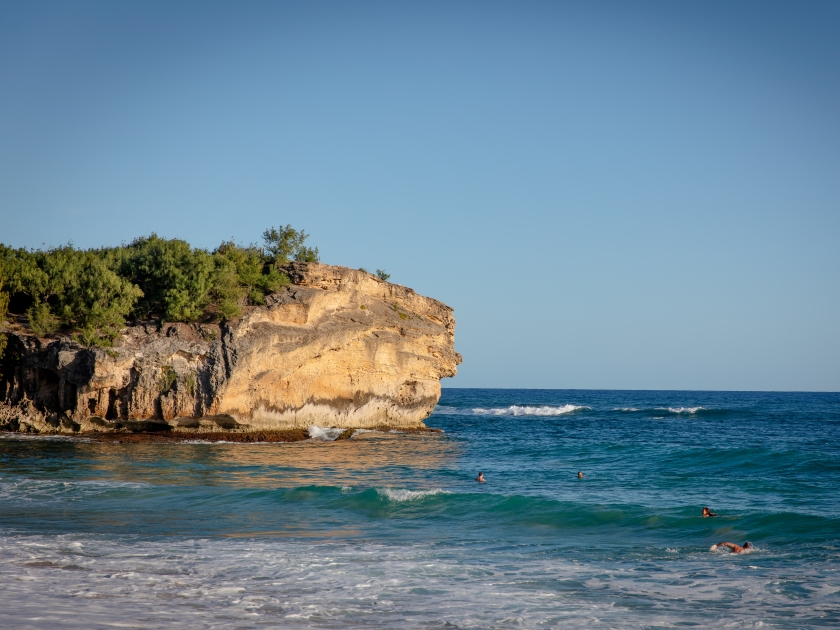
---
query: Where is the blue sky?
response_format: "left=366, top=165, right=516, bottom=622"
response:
left=1, top=1, right=838, bottom=391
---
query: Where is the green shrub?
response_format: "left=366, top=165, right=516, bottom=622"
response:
left=376, top=269, right=390, bottom=281
left=1, top=246, right=142, bottom=345
left=211, top=241, right=289, bottom=318
left=65, top=253, right=144, bottom=346
left=27, top=301, right=60, bottom=337
left=158, top=365, right=177, bottom=393
left=0, top=265, right=9, bottom=359
left=0, top=225, right=315, bottom=347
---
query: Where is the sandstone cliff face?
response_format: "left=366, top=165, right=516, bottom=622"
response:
left=0, top=263, right=461, bottom=434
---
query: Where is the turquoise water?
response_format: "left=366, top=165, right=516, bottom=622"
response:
left=1, top=389, right=839, bottom=628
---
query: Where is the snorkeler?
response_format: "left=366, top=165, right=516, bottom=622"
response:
left=577, top=471, right=584, bottom=479
left=710, top=541, right=751, bottom=554
left=476, top=472, right=485, bottom=483
left=702, top=507, right=717, bottom=517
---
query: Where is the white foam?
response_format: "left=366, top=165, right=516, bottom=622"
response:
left=666, top=407, right=703, bottom=414
left=308, top=426, right=344, bottom=441
left=710, top=543, right=759, bottom=555
left=613, top=407, right=640, bottom=412
left=376, top=487, right=448, bottom=502
left=0, top=478, right=150, bottom=502
left=0, top=534, right=831, bottom=629
left=470, top=404, right=589, bottom=417
left=74, top=480, right=150, bottom=489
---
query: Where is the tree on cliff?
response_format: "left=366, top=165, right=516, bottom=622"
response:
left=0, top=225, right=317, bottom=347
left=262, top=225, right=320, bottom=263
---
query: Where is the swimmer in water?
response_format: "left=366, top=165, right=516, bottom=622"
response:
left=702, top=507, right=717, bottom=517
left=476, top=472, right=485, bottom=483
left=711, top=541, right=751, bottom=554
left=577, top=471, right=584, bottom=479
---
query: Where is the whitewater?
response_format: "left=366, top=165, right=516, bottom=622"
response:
left=1, top=389, right=838, bottom=628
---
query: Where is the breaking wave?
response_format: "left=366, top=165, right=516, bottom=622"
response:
left=375, top=487, right=449, bottom=502
left=470, top=404, right=589, bottom=416
left=308, top=426, right=345, bottom=441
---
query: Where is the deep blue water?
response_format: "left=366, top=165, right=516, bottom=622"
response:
left=1, top=389, right=838, bottom=628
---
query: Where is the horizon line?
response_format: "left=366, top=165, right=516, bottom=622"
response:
left=441, top=387, right=839, bottom=394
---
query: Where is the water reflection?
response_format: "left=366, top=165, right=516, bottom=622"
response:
left=69, top=432, right=464, bottom=489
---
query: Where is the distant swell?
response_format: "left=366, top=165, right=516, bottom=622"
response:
left=470, top=405, right=589, bottom=417
left=612, top=406, right=709, bottom=415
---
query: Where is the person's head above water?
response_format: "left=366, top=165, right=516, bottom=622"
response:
left=577, top=471, right=584, bottom=479
left=743, top=542, right=752, bottom=550
left=475, top=472, right=485, bottom=482
left=702, top=507, right=717, bottom=517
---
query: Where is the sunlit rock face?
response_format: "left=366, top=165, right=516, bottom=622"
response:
left=0, top=263, right=461, bottom=434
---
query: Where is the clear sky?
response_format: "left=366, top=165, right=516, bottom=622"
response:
left=1, top=1, right=838, bottom=391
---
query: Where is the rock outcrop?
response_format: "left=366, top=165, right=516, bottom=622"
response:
left=0, top=263, right=461, bottom=434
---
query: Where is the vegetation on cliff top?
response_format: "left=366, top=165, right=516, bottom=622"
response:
left=0, top=225, right=318, bottom=347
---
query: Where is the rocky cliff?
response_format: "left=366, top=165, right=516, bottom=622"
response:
left=0, top=263, right=461, bottom=435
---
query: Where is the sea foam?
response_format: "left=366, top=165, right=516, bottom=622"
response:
left=308, top=426, right=345, bottom=441
left=0, top=533, right=829, bottom=630
left=376, top=488, right=448, bottom=502
left=0, top=478, right=150, bottom=502
left=470, top=404, right=588, bottom=416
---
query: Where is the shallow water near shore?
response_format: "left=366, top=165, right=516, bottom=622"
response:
left=1, top=389, right=839, bottom=628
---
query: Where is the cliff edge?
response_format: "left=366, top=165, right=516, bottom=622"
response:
left=0, top=263, right=461, bottom=434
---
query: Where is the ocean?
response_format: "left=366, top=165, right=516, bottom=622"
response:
left=1, top=389, right=838, bottom=628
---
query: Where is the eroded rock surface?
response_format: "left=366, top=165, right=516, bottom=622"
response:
left=0, top=263, right=461, bottom=434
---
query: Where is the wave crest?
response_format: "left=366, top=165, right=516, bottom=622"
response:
left=376, top=488, right=448, bottom=502
left=471, top=404, right=588, bottom=417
